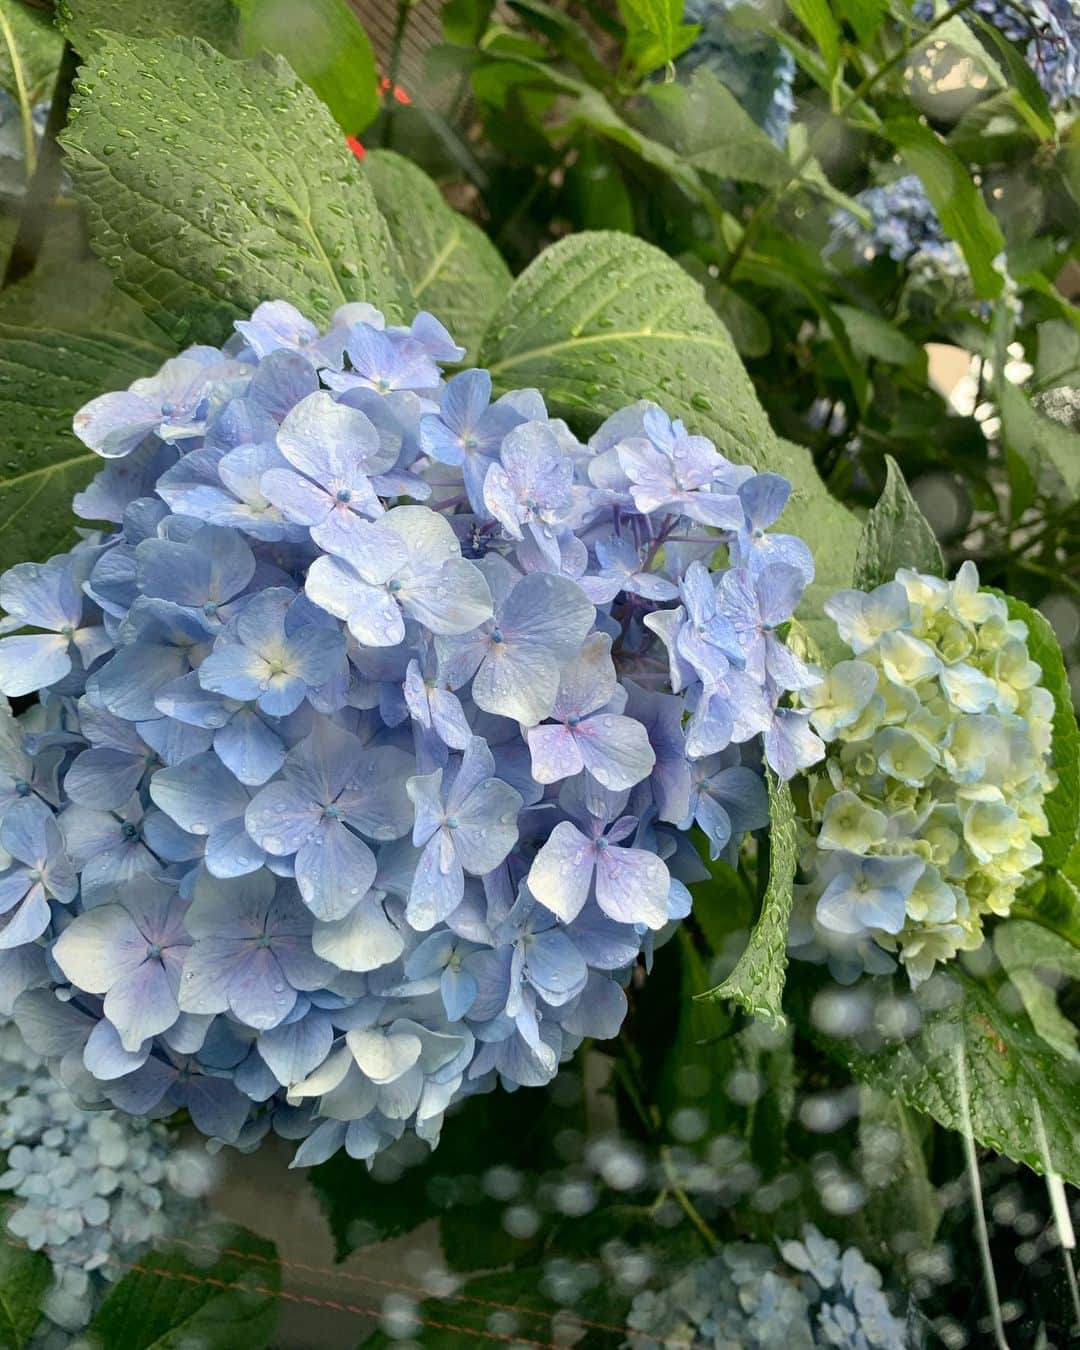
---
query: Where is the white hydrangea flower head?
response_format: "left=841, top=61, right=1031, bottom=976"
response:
left=794, top=562, right=1056, bottom=985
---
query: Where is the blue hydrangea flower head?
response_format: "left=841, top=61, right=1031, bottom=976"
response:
left=679, top=0, right=797, bottom=145
left=0, top=300, right=816, bottom=1165
left=829, top=174, right=966, bottom=280
left=0, top=1017, right=215, bottom=1338
left=626, top=1223, right=907, bottom=1347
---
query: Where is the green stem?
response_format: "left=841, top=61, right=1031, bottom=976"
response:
left=660, top=1147, right=719, bottom=1252
left=718, top=0, right=978, bottom=284
left=0, top=0, right=37, bottom=178
left=955, top=1044, right=1011, bottom=1350
left=2, top=40, right=79, bottom=290
left=382, top=0, right=412, bottom=151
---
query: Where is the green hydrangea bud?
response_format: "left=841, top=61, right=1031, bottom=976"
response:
left=794, top=562, right=1055, bottom=985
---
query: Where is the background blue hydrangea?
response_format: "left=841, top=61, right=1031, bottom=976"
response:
left=0, top=1019, right=215, bottom=1341
left=679, top=0, right=797, bottom=144
left=626, top=1223, right=909, bottom=1348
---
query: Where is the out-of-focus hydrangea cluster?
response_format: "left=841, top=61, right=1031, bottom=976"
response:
left=679, top=0, right=796, bottom=145
left=915, top=0, right=1080, bottom=106
left=828, top=176, right=967, bottom=286
left=0, top=1019, right=214, bottom=1344
left=0, top=299, right=820, bottom=1166
left=790, top=563, right=1055, bottom=986
left=625, top=1224, right=908, bottom=1348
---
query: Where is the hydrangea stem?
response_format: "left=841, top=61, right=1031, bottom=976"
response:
left=0, top=1, right=35, bottom=176
left=2, top=40, right=79, bottom=289
left=955, top=1042, right=1011, bottom=1350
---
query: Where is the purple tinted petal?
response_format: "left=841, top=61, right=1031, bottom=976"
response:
left=595, top=845, right=668, bottom=929
left=407, top=832, right=464, bottom=931
left=245, top=780, right=321, bottom=855
left=739, top=472, right=791, bottom=530
left=258, top=1010, right=334, bottom=1086
left=575, top=714, right=655, bottom=792
left=527, top=822, right=595, bottom=923
left=84, top=1018, right=150, bottom=1080
left=527, top=724, right=584, bottom=785
left=294, top=821, right=376, bottom=921
left=104, top=958, right=179, bottom=1050
left=205, top=816, right=266, bottom=878
left=227, top=945, right=297, bottom=1028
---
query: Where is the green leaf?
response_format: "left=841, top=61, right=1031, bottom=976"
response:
left=644, top=67, right=792, bottom=187
left=62, top=34, right=410, bottom=346
left=740, top=243, right=869, bottom=412
left=311, top=1066, right=587, bottom=1266
left=0, top=0, right=63, bottom=104
left=1034, top=317, right=1080, bottom=391
left=884, top=117, right=1005, bottom=300
left=478, top=231, right=861, bottom=601
left=617, top=0, right=698, bottom=71
left=60, top=0, right=239, bottom=55
left=842, top=967, right=1080, bottom=1186
left=996, top=379, right=1080, bottom=504
left=658, top=929, right=742, bottom=1136
left=995, top=920, right=1080, bottom=1064
left=857, top=1088, right=941, bottom=1255
left=506, top=0, right=611, bottom=86
left=853, top=454, right=944, bottom=589
left=363, top=150, right=511, bottom=361
left=87, top=1224, right=279, bottom=1350
left=237, top=0, right=378, bottom=135
left=0, top=261, right=174, bottom=573
left=709, top=284, right=771, bottom=360
left=678, top=255, right=773, bottom=358
left=997, top=591, right=1080, bottom=868
left=563, top=140, right=635, bottom=233
left=831, top=305, right=921, bottom=367
left=785, top=0, right=840, bottom=73
left=967, top=12, right=1055, bottom=140
left=835, top=0, right=885, bottom=45
left=1012, top=850, right=1080, bottom=952
left=442, top=0, right=495, bottom=45
left=699, top=771, right=797, bottom=1029
left=0, top=1241, right=51, bottom=1350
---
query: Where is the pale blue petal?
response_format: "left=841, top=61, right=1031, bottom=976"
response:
left=149, top=751, right=249, bottom=836
left=0, top=634, right=71, bottom=697
left=294, top=820, right=376, bottom=921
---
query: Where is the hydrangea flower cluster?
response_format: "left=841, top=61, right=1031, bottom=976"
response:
left=0, top=299, right=819, bottom=1166
left=916, top=0, right=1080, bottom=105
left=679, top=0, right=796, bottom=145
left=829, top=175, right=964, bottom=279
left=790, top=563, right=1055, bottom=986
left=625, top=1224, right=908, bottom=1348
left=0, top=1019, right=214, bottom=1342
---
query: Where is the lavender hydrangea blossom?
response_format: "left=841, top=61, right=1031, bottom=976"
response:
left=0, top=299, right=818, bottom=1166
